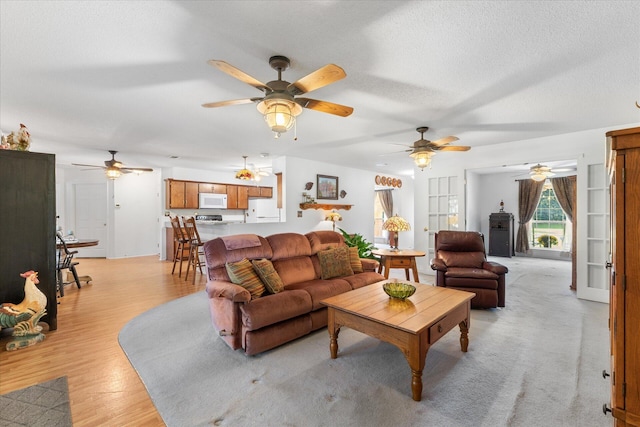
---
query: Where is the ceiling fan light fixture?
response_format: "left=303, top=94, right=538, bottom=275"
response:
left=106, top=166, right=122, bottom=180
left=530, top=173, right=547, bottom=182
left=410, top=151, right=433, bottom=170
left=257, top=98, right=302, bottom=138
left=235, top=155, right=255, bottom=180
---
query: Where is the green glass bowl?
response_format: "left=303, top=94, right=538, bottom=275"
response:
left=383, top=282, right=416, bottom=299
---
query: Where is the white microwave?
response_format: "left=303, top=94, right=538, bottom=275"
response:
left=199, top=193, right=227, bottom=209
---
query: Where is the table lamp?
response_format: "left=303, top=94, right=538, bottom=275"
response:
left=325, top=211, right=342, bottom=231
left=382, top=214, right=411, bottom=251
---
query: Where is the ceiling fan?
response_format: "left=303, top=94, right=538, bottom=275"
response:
left=202, top=55, right=353, bottom=138
left=72, top=150, right=153, bottom=179
left=395, top=127, right=471, bottom=170
left=527, top=163, right=576, bottom=181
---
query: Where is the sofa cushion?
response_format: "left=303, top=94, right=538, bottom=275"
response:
left=204, top=235, right=273, bottom=282
left=285, top=278, right=352, bottom=310
left=226, top=258, right=266, bottom=300
left=341, top=271, right=385, bottom=290
left=252, top=258, right=284, bottom=294
left=239, top=289, right=312, bottom=330
left=306, top=230, right=345, bottom=254
left=318, top=246, right=354, bottom=280
left=445, top=267, right=499, bottom=290
left=348, top=246, right=364, bottom=273
left=268, top=232, right=313, bottom=260
left=438, top=250, right=485, bottom=268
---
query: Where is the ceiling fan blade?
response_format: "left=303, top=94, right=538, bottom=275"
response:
left=207, top=60, right=270, bottom=93
left=202, top=97, right=263, bottom=108
left=436, top=145, right=471, bottom=152
left=72, top=163, right=105, bottom=169
left=431, top=136, right=459, bottom=146
left=287, top=64, right=346, bottom=96
left=122, top=167, right=154, bottom=172
left=296, top=98, right=353, bottom=117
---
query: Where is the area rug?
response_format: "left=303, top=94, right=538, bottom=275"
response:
left=0, top=376, right=72, bottom=427
left=119, top=258, right=610, bottom=427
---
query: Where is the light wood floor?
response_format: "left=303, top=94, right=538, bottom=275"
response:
left=0, top=256, right=206, bottom=426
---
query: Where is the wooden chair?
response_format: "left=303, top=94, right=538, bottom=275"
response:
left=170, top=216, right=190, bottom=278
left=56, top=232, right=82, bottom=297
left=182, top=216, right=205, bottom=283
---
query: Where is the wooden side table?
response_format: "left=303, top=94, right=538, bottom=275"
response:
left=371, top=249, right=426, bottom=283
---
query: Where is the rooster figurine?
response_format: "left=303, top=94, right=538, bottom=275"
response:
left=0, top=271, right=47, bottom=350
left=1, top=123, right=31, bottom=151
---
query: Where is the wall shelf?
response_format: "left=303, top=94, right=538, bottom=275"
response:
left=299, top=203, right=353, bottom=211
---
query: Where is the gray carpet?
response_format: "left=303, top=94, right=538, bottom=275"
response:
left=119, top=257, right=611, bottom=427
left=0, top=376, right=72, bottom=427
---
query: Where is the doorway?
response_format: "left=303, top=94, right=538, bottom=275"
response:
left=73, top=183, right=107, bottom=257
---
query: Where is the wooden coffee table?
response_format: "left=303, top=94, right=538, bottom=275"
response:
left=321, top=281, right=474, bottom=401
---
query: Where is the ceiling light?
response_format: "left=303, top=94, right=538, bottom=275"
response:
left=529, top=164, right=555, bottom=181
left=256, top=98, right=303, bottom=138
left=410, top=151, right=434, bottom=170
left=106, top=166, right=122, bottom=180
left=235, top=155, right=255, bottom=180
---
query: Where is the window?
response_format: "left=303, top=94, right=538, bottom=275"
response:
left=530, top=183, right=570, bottom=250
left=373, top=194, right=387, bottom=244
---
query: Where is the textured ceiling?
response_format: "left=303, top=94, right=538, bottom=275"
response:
left=1, top=1, right=639, bottom=176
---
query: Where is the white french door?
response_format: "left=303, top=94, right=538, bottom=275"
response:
left=426, top=175, right=460, bottom=260
left=576, top=154, right=609, bottom=303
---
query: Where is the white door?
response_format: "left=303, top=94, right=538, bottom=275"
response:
left=426, top=176, right=460, bottom=259
left=74, top=183, right=107, bottom=257
left=576, top=155, right=609, bottom=303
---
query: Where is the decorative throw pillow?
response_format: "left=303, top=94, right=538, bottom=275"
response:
left=225, top=258, right=265, bottom=300
left=318, top=246, right=354, bottom=280
left=347, top=246, right=364, bottom=273
left=252, top=258, right=284, bottom=294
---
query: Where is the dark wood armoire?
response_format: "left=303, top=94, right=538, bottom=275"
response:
left=489, top=212, right=514, bottom=257
left=606, top=127, right=640, bottom=425
left=0, top=150, right=57, bottom=330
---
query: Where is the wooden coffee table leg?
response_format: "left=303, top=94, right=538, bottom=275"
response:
left=459, top=320, right=469, bottom=352
left=404, top=336, right=429, bottom=401
left=327, top=308, right=341, bottom=359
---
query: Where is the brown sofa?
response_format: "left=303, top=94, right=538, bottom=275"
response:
left=203, top=230, right=385, bottom=355
left=430, top=230, right=508, bottom=309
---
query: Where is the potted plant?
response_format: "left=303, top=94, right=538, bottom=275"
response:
left=338, top=228, right=377, bottom=259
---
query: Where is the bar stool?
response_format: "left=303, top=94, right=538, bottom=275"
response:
left=182, top=216, right=205, bottom=283
left=170, top=216, right=190, bottom=277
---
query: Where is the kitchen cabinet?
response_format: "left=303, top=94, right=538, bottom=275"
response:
left=0, top=150, right=57, bottom=330
left=198, top=183, right=227, bottom=194
left=247, top=186, right=272, bottom=198
left=237, top=186, right=250, bottom=209
left=166, top=179, right=199, bottom=209
left=605, top=126, right=640, bottom=426
left=226, top=185, right=238, bottom=209
left=166, top=179, right=272, bottom=211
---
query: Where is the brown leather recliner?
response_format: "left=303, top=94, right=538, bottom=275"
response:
left=430, top=231, right=508, bottom=309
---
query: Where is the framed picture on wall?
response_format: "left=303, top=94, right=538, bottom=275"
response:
left=317, top=174, right=339, bottom=200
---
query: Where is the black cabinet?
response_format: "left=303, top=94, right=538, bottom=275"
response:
left=0, top=150, right=57, bottom=329
left=489, top=212, right=514, bottom=258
